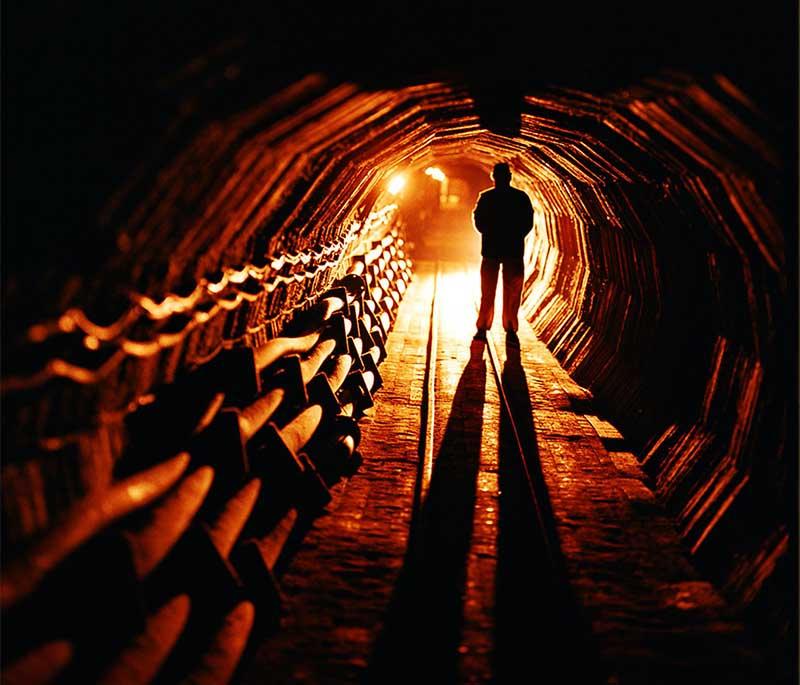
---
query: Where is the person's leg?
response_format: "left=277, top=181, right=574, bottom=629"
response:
left=501, top=257, right=524, bottom=332
left=476, top=257, right=500, bottom=331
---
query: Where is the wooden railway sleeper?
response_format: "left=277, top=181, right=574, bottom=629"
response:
left=302, top=414, right=363, bottom=485
left=1, top=230, right=411, bottom=685
left=246, top=408, right=332, bottom=514
left=86, top=478, right=260, bottom=684
left=1, top=458, right=206, bottom=666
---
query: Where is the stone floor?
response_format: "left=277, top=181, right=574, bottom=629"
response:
left=240, top=261, right=762, bottom=684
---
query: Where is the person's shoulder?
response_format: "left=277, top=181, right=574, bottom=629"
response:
left=513, top=187, right=533, bottom=204
left=475, top=188, right=495, bottom=206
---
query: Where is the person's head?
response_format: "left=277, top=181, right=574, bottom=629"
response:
left=492, top=162, right=512, bottom=187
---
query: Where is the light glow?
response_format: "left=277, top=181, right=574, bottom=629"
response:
left=387, top=174, right=406, bottom=195
left=425, top=166, right=446, bottom=183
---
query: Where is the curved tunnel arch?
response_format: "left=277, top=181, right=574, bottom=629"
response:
left=2, top=71, right=790, bottom=647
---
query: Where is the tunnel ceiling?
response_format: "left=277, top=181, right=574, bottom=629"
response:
left=4, top=74, right=785, bottom=407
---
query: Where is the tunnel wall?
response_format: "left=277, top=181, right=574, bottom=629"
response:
left=2, top=74, right=790, bottom=641
left=516, top=77, right=789, bottom=638
left=2, top=78, right=482, bottom=548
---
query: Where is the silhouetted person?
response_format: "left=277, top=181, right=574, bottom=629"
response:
left=472, top=162, right=534, bottom=346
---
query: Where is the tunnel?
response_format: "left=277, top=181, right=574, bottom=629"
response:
left=3, top=3, right=797, bottom=684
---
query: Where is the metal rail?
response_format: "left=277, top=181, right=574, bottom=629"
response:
left=484, top=330, right=558, bottom=570
left=411, top=263, right=439, bottom=525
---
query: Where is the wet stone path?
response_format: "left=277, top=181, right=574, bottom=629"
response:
left=241, top=261, right=759, bottom=685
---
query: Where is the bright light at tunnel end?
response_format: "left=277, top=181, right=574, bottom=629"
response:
left=425, top=166, right=446, bottom=183
left=387, top=173, right=407, bottom=195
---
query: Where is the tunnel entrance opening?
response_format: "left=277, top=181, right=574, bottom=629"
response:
left=389, top=160, right=485, bottom=263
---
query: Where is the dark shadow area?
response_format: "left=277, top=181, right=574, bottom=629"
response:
left=493, top=343, right=604, bottom=683
left=365, top=346, right=486, bottom=683
left=5, top=1, right=795, bottom=287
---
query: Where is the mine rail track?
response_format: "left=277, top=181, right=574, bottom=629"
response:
left=396, top=261, right=600, bottom=683
left=412, top=261, right=560, bottom=572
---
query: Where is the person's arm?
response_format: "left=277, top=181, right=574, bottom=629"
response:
left=473, top=194, right=487, bottom=234
left=521, top=192, right=534, bottom=236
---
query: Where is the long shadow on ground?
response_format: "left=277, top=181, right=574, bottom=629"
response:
left=493, top=343, right=603, bottom=684
left=365, top=344, right=486, bottom=684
